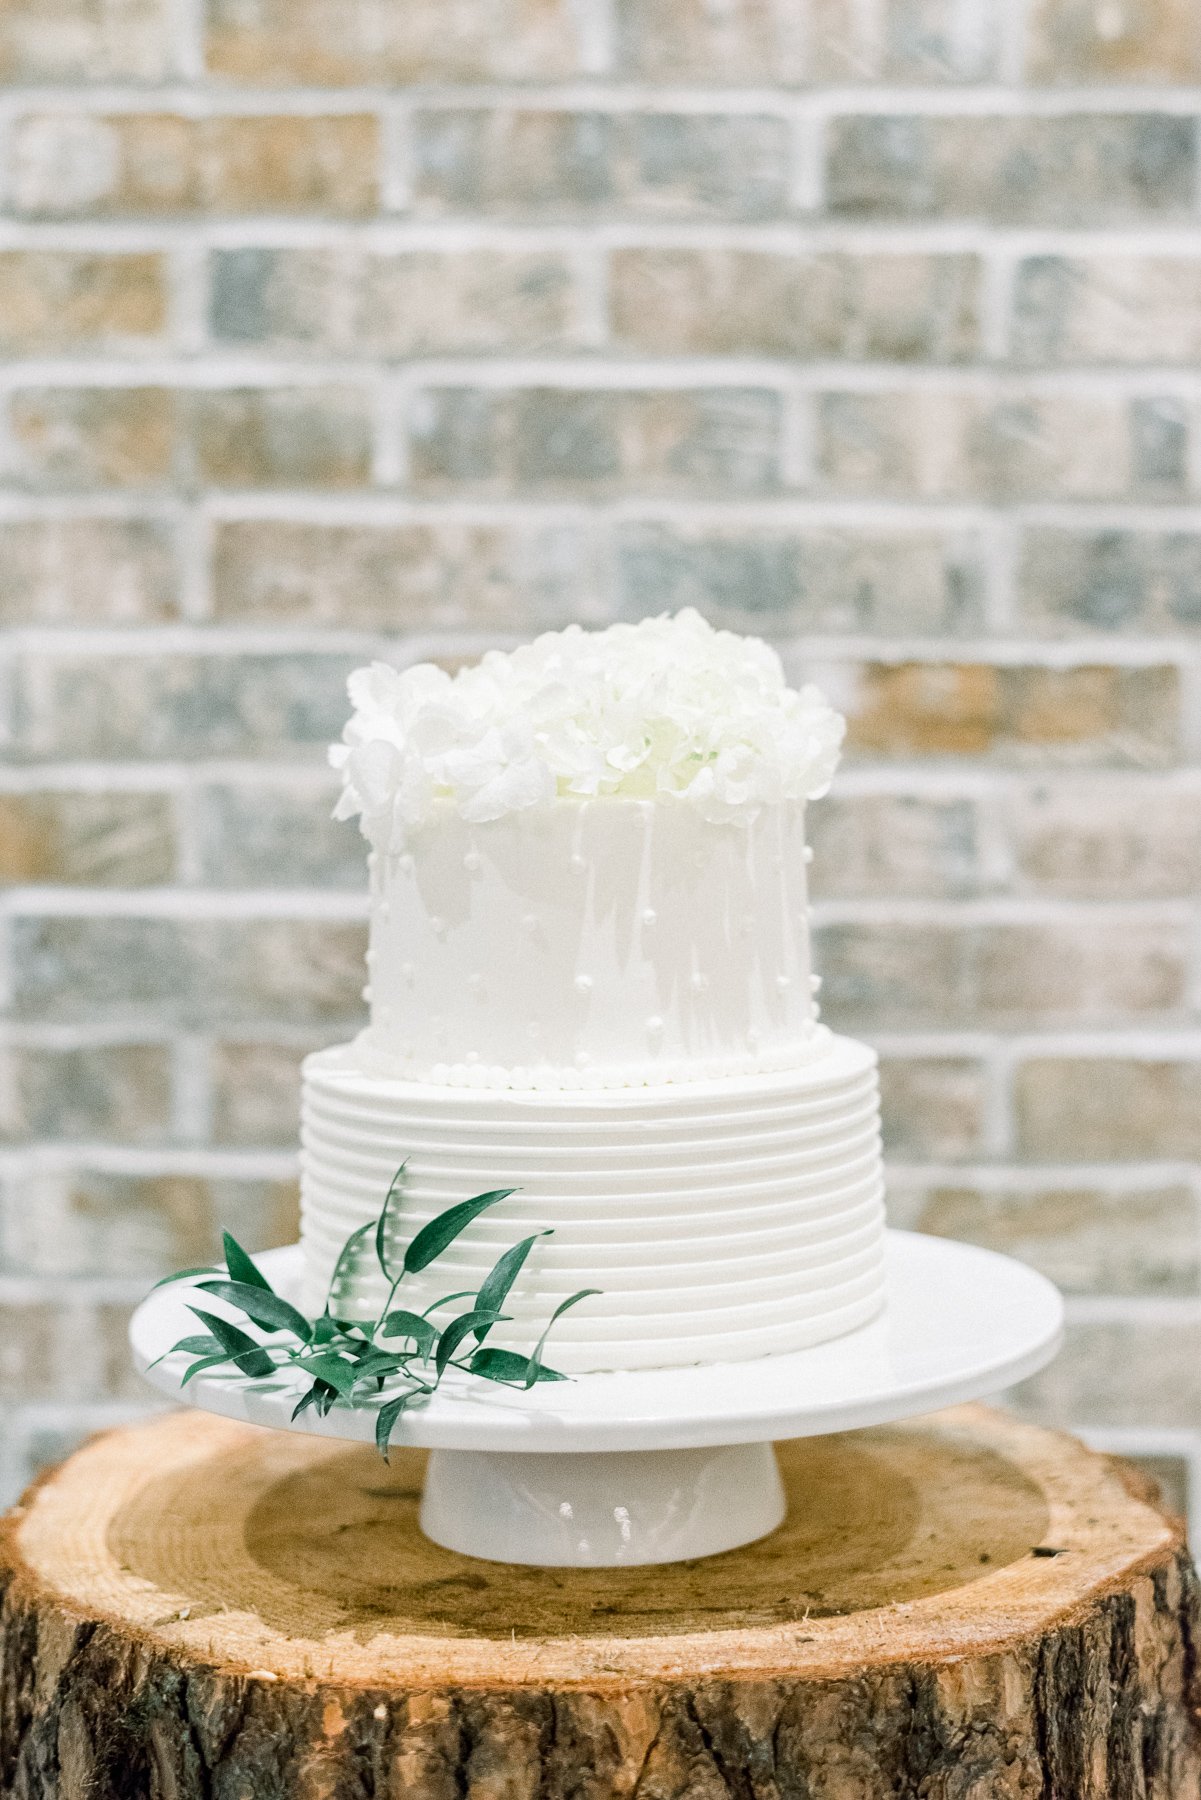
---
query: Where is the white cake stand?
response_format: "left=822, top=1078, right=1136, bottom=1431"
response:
left=130, top=1230, right=1062, bottom=1568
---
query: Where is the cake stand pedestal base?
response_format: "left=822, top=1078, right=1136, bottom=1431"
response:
left=420, top=1440, right=786, bottom=1564
left=3, top=1405, right=1199, bottom=1800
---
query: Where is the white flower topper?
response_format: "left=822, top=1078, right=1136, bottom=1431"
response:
left=331, top=609, right=845, bottom=850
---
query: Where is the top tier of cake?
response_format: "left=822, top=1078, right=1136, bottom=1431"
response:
left=332, top=611, right=844, bottom=1089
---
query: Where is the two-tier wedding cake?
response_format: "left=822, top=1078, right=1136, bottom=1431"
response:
left=300, top=611, right=886, bottom=1373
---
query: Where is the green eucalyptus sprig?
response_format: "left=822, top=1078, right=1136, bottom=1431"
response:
left=150, top=1171, right=599, bottom=1459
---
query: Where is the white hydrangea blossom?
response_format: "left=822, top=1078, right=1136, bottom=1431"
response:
left=331, top=610, right=845, bottom=849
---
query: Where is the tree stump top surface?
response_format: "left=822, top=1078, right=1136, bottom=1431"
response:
left=1, top=1402, right=1183, bottom=1690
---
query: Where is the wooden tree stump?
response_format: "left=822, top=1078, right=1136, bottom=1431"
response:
left=0, top=1403, right=1198, bottom=1799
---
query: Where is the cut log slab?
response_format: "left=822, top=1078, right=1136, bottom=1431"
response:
left=0, top=1404, right=1198, bottom=1800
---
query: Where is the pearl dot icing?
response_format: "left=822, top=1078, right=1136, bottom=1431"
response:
left=574, top=974, right=593, bottom=996
left=690, top=971, right=709, bottom=993
left=646, top=1015, right=664, bottom=1040
left=642, top=907, right=657, bottom=927
left=776, top=973, right=791, bottom=993
left=463, top=850, right=482, bottom=872
left=569, top=852, right=586, bottom=874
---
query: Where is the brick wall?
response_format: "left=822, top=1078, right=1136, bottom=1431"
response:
left=1, top=0, right=1199, bottom=1523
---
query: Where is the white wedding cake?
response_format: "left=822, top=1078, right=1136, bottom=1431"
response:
left=300, top=611, right=887, bottom=1373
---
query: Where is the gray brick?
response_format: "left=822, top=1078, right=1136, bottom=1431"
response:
left=412, top=108, right=791, bottom=220
left=212, top=520, right=602, bottom=630
left=0, top=790, right=176, bottom=884
left=210, top=248, right=584, bottom=354
left=409, top=388, right=783, bottom=495
left=1015, top=1059, right=1201, bottom=1160
left=610, top=249, right=980, bottom=360
left=2, top=1168, right=299, bottom=1278
left=826, top=114, right=1195, bottom=222
left=0, top=1044, right=172, bottom=1143
left=810, top=0, right=1000, bottom=81
left=211, top=1041, right=318, bottom=1145
left=1011, top=1317, right=1201, bottom=1432
left=615, top=524, right=984, bottom=634
left=1013, top=256, right=1201, bottom=364
left=192, top=781, right=361, bottom=887
left=10, top=916, right=367, bottom=1029
left=1020, top=528, right=1201, bottom=633
left=1007, top=779, right=1201, bottom=898
left=617, top=0, right=804, bottom=79
left=876, top=1056, right=986, bottom=1159
left=888, top=1176, right=1199, bottom=1296
left=808, top=794, right=981, bottom=898
left=0, top=518, right=176, bottom=625
left=11, top=652, right=357, bottom=760
left=816, top=388, right=1164, bottom=502
left=817, top=917, right=1186, bottom=1030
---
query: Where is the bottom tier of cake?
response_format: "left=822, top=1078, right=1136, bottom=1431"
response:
left=299, top=1030, right=887, bottom=1374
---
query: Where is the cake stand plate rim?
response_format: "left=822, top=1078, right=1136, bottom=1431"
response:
left=129, top=1231, right=1062, bottom=1453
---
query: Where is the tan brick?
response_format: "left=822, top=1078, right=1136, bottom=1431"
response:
left=876, top=1057, right=986, bottom=1159
left=189, top=388, right=373, bottom=489
left=816, top=388, right=1178, bottom=502
left=1015, top=1059, right=1201, bottom=1160
left=808, top=794, right=980, bottom=898
left=1008, top=779, right=1201, bottom=898
left=211, top=520, right=599, bottom=629
left=206, top=0, right=582, bottom=82
left=212, top=1041, right=318, bottom=1144
left=211, top=248, right=583, bottom=354
left=1020, top=528, right=1201, bottom=633
left=3, top=1169, right=298, bottom=1278
left=0, top=519, right=176, bottom=626
left=11, top=113, right=378, bottom=217
left=193, top=780, right=359, bottom=887
left=0, top=1044, right=171, bottom=1142
left=10, top=916, right=367, bottom=1028
left=841, top=660, right=1178, bottom=765
left=1013, top=256, right=1201, bottom=364
left=609, top=250, right=979, bottom=360
left=11, top=651, right=356, bottom=760
left=8, top=388, right=173, bottom=489
left=0, top=0, right=169, bottom=81
left=412, top=108, right=791, bottom=219
left=410, top=388, right=783, bottom=496
left=0, top=1299, right=93, bottom=1403
left=1026, top=0, right=1201, bottom=82
left=888, top=1177, right=1198, bottom=1295
left=817, top=917, right=1186, bottom=1029
left=620, top=525, right=984, bottom=635
left=617, top=0, right=804, bottom=78
left=0, top=790, right=175, bottom=884
left=1011, top=1316, right=1201, bottom=1431
left=0, top=252, right=166, bottom=353
left=827, top=114, right=1195, bottom=222
left=809, top=0, right=1000, bottom=81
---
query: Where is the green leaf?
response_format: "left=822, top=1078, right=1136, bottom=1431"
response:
left=404, top=1190, right=517, bottom=1276
left=350, top=1349, right=412, bottom=1384
left=151, top=1264, right=218, bottom=1290
left=196, top=1280, right=312, bottom=1344
left=222, top=1230, right=273, bottom=1293
left=186, top=1306, right=275, bottom=1378
left=374, top=1392, right=414, bottom=1462
left=474, top=1232, right=550, bottom=1343
left=421, top=1290, right=477, bottom=1317
left=179, top=1345, right=275, bottom=1387
left=291, top=1383, right=327, bottom=1423
left=294, top=1351, right=362, bottom=1399
left=467, top=1346, right=567, bottom=1385
left=146, top=1331, right=223, bottom=1372
left=324, top=1220, right=375, bottom=1315
left=379, top=1310, right=437, bottom=1357
left=435, top=1309, right=507, bottom=1379
left=524, top=1289, right=600, bottom=1389
left=311, top=1313, right=339, bottom=1346
left=375, top=1163, right=408, bottom=1281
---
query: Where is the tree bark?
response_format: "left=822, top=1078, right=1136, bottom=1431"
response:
left=1, top=1403, right=1197, bottom=1798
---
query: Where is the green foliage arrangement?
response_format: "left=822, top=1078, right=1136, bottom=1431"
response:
left=152, top=1169, right=599, bottom=1458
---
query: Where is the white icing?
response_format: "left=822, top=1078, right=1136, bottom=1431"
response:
left=363, top=797, right=816, bottom=1087
left=331, top=610, right=843, bottom=847
left=299, top=1034, right=886, bottom=1373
